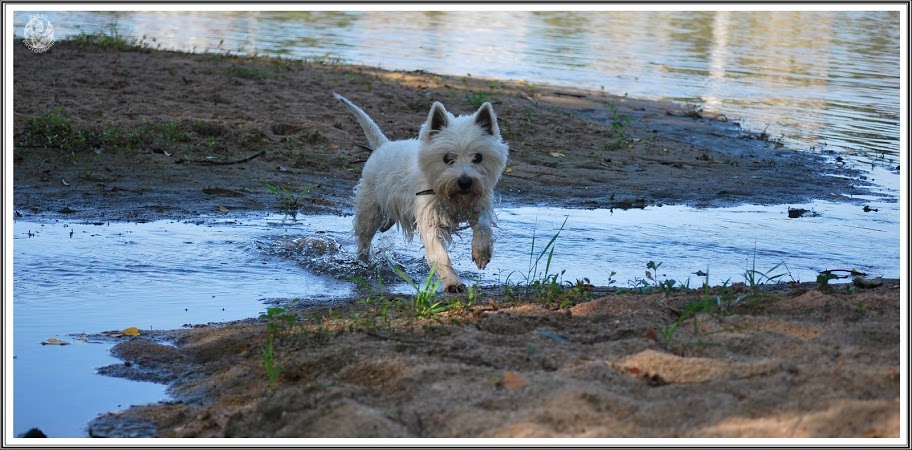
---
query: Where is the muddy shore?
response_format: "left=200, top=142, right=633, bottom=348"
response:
left=12, top=41, right=900, bottom=439
left=13, top=41, right=880, bottom=223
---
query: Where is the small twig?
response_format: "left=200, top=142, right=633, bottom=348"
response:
left=521, top=93, right=538, bottom=107
left=176, top=150, right=264, bottom=165
left=820, top=268, right=868, bottom=278
left=553, top=91, right=586, bottom=98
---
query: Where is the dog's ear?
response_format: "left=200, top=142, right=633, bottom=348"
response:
left=474, top=103, right=498, bottom=137
left=427, top=102, right=449, bottom=135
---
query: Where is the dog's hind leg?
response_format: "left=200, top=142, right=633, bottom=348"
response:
left=353, top=190, right=384, bottom=262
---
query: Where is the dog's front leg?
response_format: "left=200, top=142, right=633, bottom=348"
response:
left=471, top=212, right=495, bottom=270
left=418, top=224, right=465, bottom=294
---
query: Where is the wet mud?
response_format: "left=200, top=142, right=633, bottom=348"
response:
left=12, top=42, right=879, bottom=224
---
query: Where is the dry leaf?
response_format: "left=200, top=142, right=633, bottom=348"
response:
left=504, top=167, right=513, bottom=174
left=502, top=371, right=527, bottom=391
left=42, top=338, right=70, bottom=346
left=122, top=327, right=141, bottom=336
left=218, top=205, right=229, bottom=212
left=548, top=151, right=565, bottom=158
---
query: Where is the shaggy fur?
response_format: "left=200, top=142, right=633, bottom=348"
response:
left=335, top=93, right=509, bottom=293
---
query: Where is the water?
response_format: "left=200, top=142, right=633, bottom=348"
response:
left=12, top=218, right=354, bottom=437
left=11, top=9, right=902, bottom=166
left=12, top=196, right=900, bottom=436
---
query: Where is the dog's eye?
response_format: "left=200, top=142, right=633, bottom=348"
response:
left=472, top=153, right=483, bottom=164
left=443, top=154, right=455, bottom=165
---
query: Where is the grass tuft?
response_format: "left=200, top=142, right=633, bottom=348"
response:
left=263, top=182, right=316, bottom=211
left=70, top=21, right=153, bottom=51
left=391, top=263, right=447, bottom=319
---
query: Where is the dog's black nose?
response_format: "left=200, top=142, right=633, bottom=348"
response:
left=457, top=175, right=473, bottom=191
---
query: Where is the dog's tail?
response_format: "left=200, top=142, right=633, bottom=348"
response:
left=333, top=93, right=389, bottom=150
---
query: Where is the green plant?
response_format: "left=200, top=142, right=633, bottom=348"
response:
left=80, top=171, right=106, bottom=182
left=606, top=270, right=617, bottom=287
left=643, top=133, right=659, bottom=148
left=263, top=182, right=316, bottom=210
left=262, top=338, right=280, bottom=389
left=645, top=260, right=678, bottom=293
left=559, top=277, right=594, bottom=308
left=220, top=63, right=272, bottom=80
left=344, top=71, right=376, bottom=91
left=19, top=111, right=195, bottom=152
left=390, top=263, right=447, bottom=319
left=443, top=282, right=480, bottom=315
left=262, top=304, right=297, bottom=340
left=466, top=92, right=492, bottom=107
left=658, top=320, right=681, bottom=347
left=158, top=120, right=189, bottom=143
left=353, top=271, right=400, bottom=329
left=71, top=21, right=151, bottom=51
left=626, top=261, right=677, bottom=294
left=816, top=270, right=839, bottom=288
left=19, top=107, right=86, bottom=148
left=603, top=103, right=632, bottom=150
left=259, top=299, right=299, bottom=389
left=743, top=245, right=786, bottom=297
left=504, top=217, right=568, bottom=301
left=526, top=217, right=566, bottom=289
left=500, top=217, right=603, bottom=310
left=301, top=53, right=344, bottom=65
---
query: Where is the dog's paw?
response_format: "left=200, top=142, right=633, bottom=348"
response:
left=471, top=245, right=492, bottom=270
left=444, top=283, right=466, bottom=294
left=471, top=233, right=493, bottom=269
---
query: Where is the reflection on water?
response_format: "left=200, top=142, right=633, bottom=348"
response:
left=12, top=9, right=901, bottom=165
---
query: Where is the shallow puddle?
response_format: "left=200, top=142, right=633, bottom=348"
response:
left=12, top=193, right=899, bottom=437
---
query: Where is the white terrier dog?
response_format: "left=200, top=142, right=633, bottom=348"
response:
left=334, top=93, right=509, bottom=293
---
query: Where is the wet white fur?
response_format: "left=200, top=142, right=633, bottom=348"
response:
left=334, top=93, right=509, bottom=292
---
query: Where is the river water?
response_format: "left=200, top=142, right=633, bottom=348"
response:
left=9, top=7, right=904, bottom=439
left=12, top=8, right=903, bottom=165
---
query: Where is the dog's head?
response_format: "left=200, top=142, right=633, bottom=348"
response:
left=417, top=101, right=509, bottom=205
